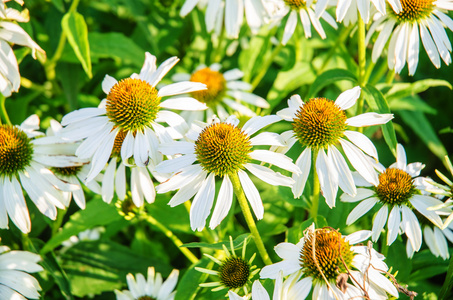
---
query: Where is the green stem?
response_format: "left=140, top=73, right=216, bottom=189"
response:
left=356, top=17, right=367, bottom=133
left=385, top=71, right=395, bottom=84
left=440, top=254, right=453, bottom=299
left=310, top=150, right=320, bottom=219
left=0, top=94, right=11, bottom=125
left=251, top=42, right=283, bottom=91
left=51, top=208, right=67, bottom=237
left=229, top=172, right=272, bottom=265
left=143, top=214, right=199, bottom=264
left=380, top=230, right=389, bottom=257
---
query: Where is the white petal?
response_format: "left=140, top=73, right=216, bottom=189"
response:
left=387, top=205, right=401, bottom=245
left=209, top=175, right=233, bottom=229
left=61, top=107, right=105, bottom=126
left=190, top=172, right=216, bottom=231
left=292, top=148, right=311, bottom=198
left=346, top=197, right=377, bottom=225
left=346, top=112, right=393, bottom=127
left=244, top=163, right=294, bottom=187
left=225, top=0, right=243, bottom=38
left=250, top=132, right=284, bottom=146
left=329, top=145, right=356, bottom=196
left=408, top=23, right=420, bottom=75
left=227, top=90, right=269, bottom=108
left=251, top=280, right=270, bottom=300
left=344, top=130, right=378, bottom=159
left=282, top=11, right=297, bottom=45
left=401, top=206, right=422, bottom=252
left=372, top=205, right=388, bottom=241
left=4, top=177, right=30, bottom=233
left=316, top=149, right=338, bottom=208
left=334, top=86, right=361, bottom=110
left=101, top=157, right=116, bottom=204
left=158, top=81, right=207, bottom=97
left=147, top=57, right=179, bottom=87
left=238, top=170, right=264, bottom=219
left=340, top=139, right=379, bottom=186
left=274, top=242, right=301, bottom=260
left=160, top=97, right=207, bottom=111
left=396, top=143, right=407, bottom=170
left=180, top=0, right=199, bottom=16
left=250, top=150, right=300, bottom=173
left=156, top=165, right=203, bottom=193
left=102, top=74, right=117, bottom=94
left=159, top=142, right=194, bottom=155
left=341, top=188, right=375, bottom=202
left=155, top=154, right=197, bottom=174
left=242, top=115, right=281, bottom=136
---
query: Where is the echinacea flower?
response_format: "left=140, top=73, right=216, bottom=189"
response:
left=342, top=144, right=447, bottom=257
left=0, top=115, right=79, bottom=233
left=0, top=243, right=43, bottom=299
left=366, top=0, right=453, bottom=75
left=45, top=119, right=102, bottom=210
left=59, top=52, right=207, bottom=183
left=276, top=86, right=393, bottom=207
left=180, top=0, right=268, bottom=38
left=196, top=237, right=259, bottom=295
left=0, top=1, right=45, bottom=96
left=173, top=63, right=269, bottom=123
left=115, top=267, right=179, bottom=300
left=228, top=270, right=311, bottom=299
left=260, top=224, right=399, bottom=300
left=264, top=0, right=337, bottom=45
left=155, top=115, right=299, bottom=231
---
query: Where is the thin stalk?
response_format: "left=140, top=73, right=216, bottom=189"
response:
left=385, top=71, right=395, bottom=84
left=251, top=42, right=283, bottom=91
left=310, top=150, right=320, bottom=219
left=229, top=172, right=272, bottom=265
left=356, top=17, right=367, bottom=133
left=440, top=255, right=453, bottom=299
left=143, top=214, right=199, bottom=264
left=0, top=94, right=11, bottom=125
left=51, top=208, right=67, bottom=237
left=380, top=231, right=389, bottom=257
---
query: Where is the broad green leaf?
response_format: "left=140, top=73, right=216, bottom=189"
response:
left=399, top=110, right=448, bottom=162
left=89, top=32, right=145, bottom=68
left=385, top=79, right=452, bottom=101
left=51, top=0, right=65, bottom=12
left=41, top=197, right=122, bottom=254
left=266, top=61, right=316, bottom=110
left=61, top=241, right=172, bottom=297
left=307, top=68, right=357, bottom=98
left=389, top=95, right=437, bottom=114
left=411, top=250, right=448, bottom=282
left=363, top=85, right=398, bottom=155
left=175, top=257, right=211, bottom=300
left=183, top=234, right=249, bottom=250
left=61, top=11, right=92, bottom=78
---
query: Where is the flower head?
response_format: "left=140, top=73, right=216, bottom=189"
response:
left=260, top=224, right=399, bottom=299
left=342, top=144, right=449, bottom=257
left=277, top=87, right=393, bottom=207
left=0, top=115, right=80, bottom=233
left=264, top=0, right=337, bottom=45
left=173, top=64, right=269, bottom=123
left=115, top=267, right=179, bottom=300
left=0, top=243, right=43, bottom=299
left=180, top=0, right=268, bottom=38
left=196, top=237, right=259, bottom=295
left=156, top=115, right=299, bottom=231
left=366, top=0, right=453, bottom=75
left=59, top=52, right=207, bottom=183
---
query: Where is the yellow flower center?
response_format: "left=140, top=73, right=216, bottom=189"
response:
left=190, top=68, right=227, bottom=107
left=284, top=0, right=307, bottom=10
left=375, top=168, right=416, bottom=205
left=138, top=296, right=154, bottom=300
left=0, top=125, right=33, bottom=177
left=105, top=78, right=161, bottom=132
left=300, top=228, right=355, bottom=283
left=111, top=129, right=128, bottom=158
left=392, top=0, right=434, bottom=23
left=292, top=98, right=347, bottom=149
left=195, top=123, right=251, bottom=176
left=51, top=166, right=83, bottom=177
left=219, top=256, right=251, bottom=289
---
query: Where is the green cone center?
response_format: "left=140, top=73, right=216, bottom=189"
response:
left=219, top=256, right=251, bottom=289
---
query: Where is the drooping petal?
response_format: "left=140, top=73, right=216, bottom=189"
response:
left=209, top=175, right=233, bottom=229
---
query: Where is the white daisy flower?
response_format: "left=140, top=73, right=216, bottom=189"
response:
left=342, top=144, right=447, bottom=257
left=366, top=0, right=453, bottom=75
left=276, top=86, right=393, bottom=208
left=228, top=270, right=312, bottom=299
left=260, top=224, right=399, bottom=300
left=180, top=0, right=268, bottom=38
left=59, top=52, right=207, bottom=183
left=0, top=244, right=43, bottom=299
left=172, top=63, right=269, bottom=124
left=45, top=119, right=102, bottom=210
left=264, top=0, right=337, bottom=45
left=320, top=0, right=401, bottom=25
left=0, top=1, right=45, bottom=96
left=114, top=267, right=179, bottom=300
left=155, top=114, right=299, bottom=231
left=0, top=115, right=79, bottom=233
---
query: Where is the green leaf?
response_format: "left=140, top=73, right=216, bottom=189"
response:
left=266, top=61, right=316, bottom=110
left=61, top=241, right=172, bottom=297
left=61, top=11, right=92, bottom=78
left=363, top=85, right=398, bottom=155
left=385, top=79, right=452, bottom=101
left=89, top=32, right=146, bottom=68
left=183, top=234, right=250, bottom=250
left=399, top=110, right=448, bottom=162
left=51, top=0, right=65, bottom=12
left=174, top=257, right=211, bottom=300
left=41, top=197, right=122, bottom=254
left=239, top=30, right=271, bottom=82
left=389, top=95, right=437, bottom=114
left=307, top=68, right=357, bottom=98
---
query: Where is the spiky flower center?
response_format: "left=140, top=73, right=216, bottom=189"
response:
left=392, top=0, right=434, bottom=23
left=0, top=125, right=34, bottom=177
left=219, top=256, right=251, bottom=289
left=284, top=0, right=307, bottom=10
left=375, top=168, right=416, bottom=206
left=111, top=129, right=128, bottom=157
left=138, top=296, right=154, bottom=300
left=292, top=98, right=347, bottom=149
left=52, top=166, right=83, bottom=177
left=195, top=123, right=251, bottom=176
left=299, top=228, right=355, bottom=283
left=106, top=78, right=161, bottom=132
left=190, top=68, right=227, bottom=107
